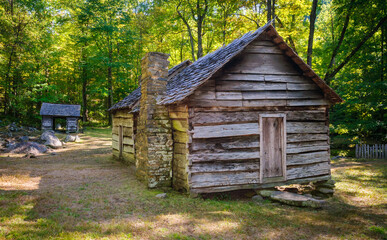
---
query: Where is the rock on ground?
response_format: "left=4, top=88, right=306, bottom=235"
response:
left=5, top=141, right=47, bottom=155
left=269, top=191, right=326, bottom=208
left=65, top=134, right=81, bottom=143
left=41, top=131, right=62, bottom=148
left=155, top=193, right=167, bottom=198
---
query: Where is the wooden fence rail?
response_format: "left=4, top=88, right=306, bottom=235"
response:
left=355, top=144, right=387, bottom=159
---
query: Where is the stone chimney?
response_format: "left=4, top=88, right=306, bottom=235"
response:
left=135, top=52, right=173, bottom=188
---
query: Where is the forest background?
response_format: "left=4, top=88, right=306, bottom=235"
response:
left=0, top=0, right=386, bottom=150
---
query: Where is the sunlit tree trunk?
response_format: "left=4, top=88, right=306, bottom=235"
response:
left=307, top=0, right=318, bottom=66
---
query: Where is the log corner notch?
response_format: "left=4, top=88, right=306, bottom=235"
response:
left=265, top=24, right=343, bottom=104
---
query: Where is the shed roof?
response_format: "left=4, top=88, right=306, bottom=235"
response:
left=40, top=103, right=81, bottom=117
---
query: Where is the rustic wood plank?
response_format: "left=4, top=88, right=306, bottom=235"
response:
left=287, top=141, right=328, bottom=150
left=242, top=91, right=323, bottom=100
left=188, top=100, right=243, bottom=107
left=190, top=175, right=331, bottom=193
left=287, top=162, right=330, bottom=180
left=112, top=140, right=119, bottom=150
left=287, top=99, right=331, bottom=106
left=261, top=117, right=284, bottom=179
left=191, top=136, right=259, bottom=151
left=216, top=81, right=287, bottom=91
left=123, top=137, right=133, bottom=145
left=287, top=151, right=330, bottom=166
left=286, top=110, right=326, bottom=121
left=243, top=100, right=287, bottom=107
left=192, top=123, right=259, bottom=138
left=287, top=83, right=319, bottom=90
left=190, top=171, right=260, bottom=188
left=190, top=110, right=326, bottom=126
left=112, top=126, right=133, bottom=135
left=216, top=91, right=243, bottom=100
left=190, top=90, right=216, bottom=100
left=250, top=40, right=275, bottom=46
left=225, top=53, right=301, bottom=75
left=113, top=117, right=133, bottom=127
left=264, top=75, right=310, bottom=83
left=190, top=162, right=259, bottom=173
left=287, top=122, right=328, bottom=134
left=189, top=151, right=259, bottom=162
left=218, top=73, right=265, bottom=81
left=244, top=45, right=283, bottom=54
left=287, top=145, right=329, bottom=154
left=113, top=111, right=133, bottom=118
left=287, top=133, right=328, bottom=143
left=123, top=145, right=134, bottom=153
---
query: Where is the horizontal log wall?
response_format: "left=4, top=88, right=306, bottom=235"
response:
left=112, top=110, right=135, bottom=164
left=169, top=105, right=190, bottom=192
left=185, top=35, right=333, bottom=193
left=187, top=108, right=330, bottom=193
left=188, top=38, right=331, bottom=108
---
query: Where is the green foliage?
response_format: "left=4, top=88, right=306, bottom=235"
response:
left=0, top=0, right=385, bottom=142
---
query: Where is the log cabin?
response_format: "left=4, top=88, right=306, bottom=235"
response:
left=40, top=103, right=81, bottom=133
left=109, top=21, right=342, bottom=194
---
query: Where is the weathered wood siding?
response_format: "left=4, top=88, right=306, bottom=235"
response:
left=66, top=117, right=78, bottom=133
left=169, top=105, right=190, bottom=192
left=186, top=35, right=331, bottom=193
left=112, top=110, right=135, bottom=164
left=42, top=116, right=53, bottom=130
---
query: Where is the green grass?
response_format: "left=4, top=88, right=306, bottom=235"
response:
left=0, top=128, right=386, bottom=239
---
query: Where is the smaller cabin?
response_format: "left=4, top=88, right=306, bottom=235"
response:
left=40, top=103, right=81, bottom=133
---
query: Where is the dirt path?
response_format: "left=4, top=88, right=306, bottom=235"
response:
left=0, top=130, right=386, bottom=239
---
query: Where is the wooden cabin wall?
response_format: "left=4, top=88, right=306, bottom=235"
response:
left=186, top=37, right=332, bottom=193
left=169, top=105, right=190, bottom=192
left=112, top=110, right=135, bottom=164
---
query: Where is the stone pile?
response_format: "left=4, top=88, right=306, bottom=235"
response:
left=312, top=179, right=335, bottom=197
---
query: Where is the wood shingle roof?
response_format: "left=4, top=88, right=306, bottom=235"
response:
left=40, top=103, right=81, bottom=117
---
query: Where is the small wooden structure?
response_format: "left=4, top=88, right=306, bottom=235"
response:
left=40, top=103, right=81, bottom=133
left=109, top=21, right=342, bottom=194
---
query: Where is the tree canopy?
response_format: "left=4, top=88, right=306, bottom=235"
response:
left=0, top=0, right=385, bottom=143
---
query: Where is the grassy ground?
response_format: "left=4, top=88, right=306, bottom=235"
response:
left=0, top=128, right=386, bottom=240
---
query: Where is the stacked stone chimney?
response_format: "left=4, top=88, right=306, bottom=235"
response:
left=135, top=52, right=173, bottom=188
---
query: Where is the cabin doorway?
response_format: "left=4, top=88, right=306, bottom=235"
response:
left=259, top=114, right=286, bottom=183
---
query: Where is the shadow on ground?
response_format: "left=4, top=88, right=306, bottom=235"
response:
left=0, top=130, right=386, bottom=239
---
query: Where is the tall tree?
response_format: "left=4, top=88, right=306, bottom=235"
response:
left=307, top=0, right=318, bottom=66
left=176, top=0, right=210, bottom=61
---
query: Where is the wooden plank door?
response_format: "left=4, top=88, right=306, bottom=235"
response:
left=260, top=114, right=286, bottom=183
left=119, top=125, right=123, bottom=158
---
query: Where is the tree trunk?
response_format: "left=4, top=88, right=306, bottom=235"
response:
left=307, top=0, right=318, bottom=66
left=177, top=1, right=196, bottom=61
left=325, top=15, right=387, bottom=84
left=107, top=36, right=113, bottom=125
left=267, top=0, right=271, bottom=22
left=324, top=0, right=355, bottom=82
left=272, top=0, right=275, bottom=27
